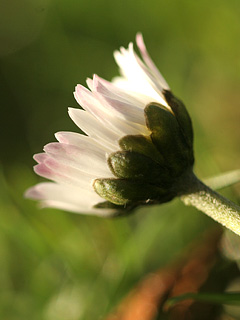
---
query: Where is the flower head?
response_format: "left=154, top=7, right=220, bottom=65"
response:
left=25, top=33, right=194, bottom=217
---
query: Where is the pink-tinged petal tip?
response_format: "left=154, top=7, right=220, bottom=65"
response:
left=24, top=186, right=43, bottom=200
left=136, top=32, right=145, bottom=50
left=33, top=153, right=48, bottom=164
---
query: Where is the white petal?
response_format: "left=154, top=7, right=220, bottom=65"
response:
left=68, top=108, right=119, bottom=150
left=96, top=92, right=145, bottom=125
left=74, top=85, right=110, bottom=122
left=40, top=200, right=115, bottom=217
left=37, top=152, right=111, bottom=181
left=25, top=182, right=101, bottom=207
left=113, top=43, right=168, bottom=107
left=86, top=77, right=93, bottom=90
left=55, top=131, right=112, bottom=154
left=92, top=92, right=147, bottom=134
left=68, top=107, right=146, bottom=149
left=43, top=142, right=112, bottom=176
left=33, top=157, right=101, bottom=188
left=26, top=182, right=115, bottom=216
left=34, top=153, right=48, bottom=163
left=136, top=33, right=170, bottom=90
left=74, top=84, right=143, bottom=135
left=93, top=74, right=146, bottom=107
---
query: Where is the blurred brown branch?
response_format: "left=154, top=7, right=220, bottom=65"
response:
left=104, top=227, right=223, bottom=320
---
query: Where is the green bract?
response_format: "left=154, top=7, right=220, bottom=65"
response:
left=93, top=179, right=168, bottom=206
left=93, top=91, right=194, bottom=211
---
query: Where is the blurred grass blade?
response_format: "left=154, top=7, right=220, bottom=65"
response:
left=166, top=292, right=240, bottom=308
left=204, top=170, right=240, bottom=190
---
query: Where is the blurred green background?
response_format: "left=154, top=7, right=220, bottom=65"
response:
left=0, top=0, right=240, bottom=319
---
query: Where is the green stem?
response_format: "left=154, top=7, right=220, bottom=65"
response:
left=204, top=169, right=240, bottom=190
left=180, top=174, right=240, bottom=236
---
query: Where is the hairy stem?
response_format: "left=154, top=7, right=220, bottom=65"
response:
left=180, top=173, right=240, bottom=236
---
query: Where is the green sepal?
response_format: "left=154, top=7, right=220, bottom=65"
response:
left=119, top=134, right=165, bottom=165
left=93, top=194, right=175, bottom=216
left=93, top=178, right=166, bottom=205
left=144, top=103, right=189, bottom=176
left=163, top=90, right=194, bottom=149
left=93, top=201, right=122, bottom=209
left=93, top=201, right=137, bottom=216
left=108, top=151, right=170, bottom=186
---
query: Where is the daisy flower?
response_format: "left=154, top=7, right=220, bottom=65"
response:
left=25, top=33, right=194, bottom=217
